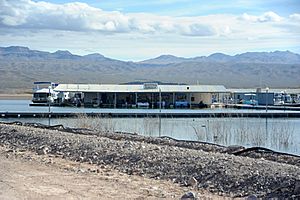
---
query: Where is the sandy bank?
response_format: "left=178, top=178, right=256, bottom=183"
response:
left=0, top=93, right=32, bottom=100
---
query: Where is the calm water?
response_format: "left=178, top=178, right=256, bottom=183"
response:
left=1, top=100, right=300, bottom=155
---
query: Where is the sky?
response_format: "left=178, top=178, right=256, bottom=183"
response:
left=0, top=0, right=299, bottom=61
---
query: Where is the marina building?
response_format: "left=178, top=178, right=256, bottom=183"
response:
left=54, top=83, right=228, bottom=108
left=31, top=82, right=300, bottom=108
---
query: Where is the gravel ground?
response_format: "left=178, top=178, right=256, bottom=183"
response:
left=1, top=146, right=201, bottom=200
left=0, top=123, right=299, bottom=199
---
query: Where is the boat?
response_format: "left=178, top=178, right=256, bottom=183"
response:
left=242, top=94, right=258, bottom=106
left=31, top=82, right=59, bottom=104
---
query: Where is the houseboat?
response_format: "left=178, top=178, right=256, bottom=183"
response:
left=31, top=82, right=60, bottom=105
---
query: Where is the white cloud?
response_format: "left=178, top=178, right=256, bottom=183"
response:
left=260, top=11, right=283, bottom=22
left=178, top=23, right=216, bottom=36
left=241, top=11, right=283, bottom=23
left=1, top=1, right=293, bottom=39
left=289, top=13, right=300, bottom=21
left=0, top=0, right=218, bottom=36
left=0, top=0, right=131, bottom=32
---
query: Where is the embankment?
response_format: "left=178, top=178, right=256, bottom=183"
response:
left=0, top=123, right=299, bottom=199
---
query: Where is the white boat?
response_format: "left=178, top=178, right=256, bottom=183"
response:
left=32, top=82, right=59, bottom=104
left=137, top=102, right=150, bottom=108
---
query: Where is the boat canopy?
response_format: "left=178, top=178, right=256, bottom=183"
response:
left=34, top=82, right=59, bottom=87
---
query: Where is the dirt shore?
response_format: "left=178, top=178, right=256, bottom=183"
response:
left=0, top=93, right=32, bottom=100
left=2, top=145, right=221, bottom=200
left=0, top=123, right=299, bottom=199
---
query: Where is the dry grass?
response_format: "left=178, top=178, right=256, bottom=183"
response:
left=74, top=113, right=116, bottom=132
left=73, top=114, right=295, bottom=152
left=191, top=117, right=295, bottom=151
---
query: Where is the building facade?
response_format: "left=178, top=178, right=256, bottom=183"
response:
left=54, top=83, right=228, bottom=109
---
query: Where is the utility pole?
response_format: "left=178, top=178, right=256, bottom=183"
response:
left=48, top=86, right=51, bottom=126
left=159, top=87, right=162, bottom=137
left=265, top=87, right=269, bottom=138
left=266, top=87, right=269, bottom=113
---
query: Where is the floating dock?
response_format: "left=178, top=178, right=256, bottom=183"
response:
left=1, top=110, right=300, bottom=118
left=226, top=104, right=300, bottom=111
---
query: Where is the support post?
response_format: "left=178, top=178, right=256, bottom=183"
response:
left=48, top=86, right=51, bottom=126
left=159, top=87, right=162, bottom=137
left=135, top=92, right=138, bottom=108
left=114, top=93, right=117, bottom=108
left=265, top=87, right=269, bottom=139
left=159, top=88, right=162, bottom=110
left=266, top=87, right=269, bottom=113
left=173, top=92, right=175, bottom=108
left=189, top=93, right=192, bottom=109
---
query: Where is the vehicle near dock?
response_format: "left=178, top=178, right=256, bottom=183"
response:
left=137, top=102, right=150, bottom=108
left=175, top=100, right=189, bottom=108
left=243, top=94, right=258, bottom=105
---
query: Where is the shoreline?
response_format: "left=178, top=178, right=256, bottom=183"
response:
left=0, top=123, right=299, bottom=198
left=0, top=93, right=32, bottom=100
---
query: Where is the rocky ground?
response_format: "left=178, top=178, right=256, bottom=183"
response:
left=0, top=122, right=300, bottom=199
left=2, top=145, right=217, bottom=200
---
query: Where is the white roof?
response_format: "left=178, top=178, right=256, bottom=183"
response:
left=228, top=88, right=300, bottom=94
left=34, top=88, right=55, bottom=93
left=54, top=84, right=227, bottom=93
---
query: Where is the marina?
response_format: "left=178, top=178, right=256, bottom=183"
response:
left=1, top=82, right=300, bottom=156
left=28, top=82, right=300, bottom=112
left=1, top=1, right=300, bottom=198
left=2, top=100, right=300, bottom=118
left=1, top=100, right=300, bottom=155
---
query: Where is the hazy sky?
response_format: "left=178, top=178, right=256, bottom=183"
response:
left=0, top=0, right=299, bottom=60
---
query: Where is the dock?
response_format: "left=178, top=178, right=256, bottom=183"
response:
left=1, top=110, right=300, bottom=118
left=226, top=104, right=300, bottom=111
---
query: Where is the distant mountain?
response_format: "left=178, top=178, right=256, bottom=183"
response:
left=207, top=53, right=232, bottom=62
left=51, top=50, right=80, bottom=59
left=0, top=46, right=116, bottom=61
left=1, top=46, right=299, bottom=64
left=233, top=51, right=300, bottom=64
left=140, top=51, right=300, bottom=65
left=139, top=54, right=188, bottom=64
left=0, top=46, right=299, bottom=93
left=0, top=46, right=50, bottom=59
left=83, top=53, right=105, bottom=60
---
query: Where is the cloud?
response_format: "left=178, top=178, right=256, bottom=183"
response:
left=178, top=23, right=216, bottom=36
left=2, top=1, right=293, bottom=39
left=0, top=0, right=132, bottom=32
left=0, top=0, right=217, bottom=36
left=289, top=13, right=300, bottom=21
left=240, top=11, right=283, bottom=22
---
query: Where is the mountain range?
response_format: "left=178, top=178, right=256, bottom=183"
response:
left=0, top=46, right=299, bottom=93
left=140, top=51, right=300, bottom=65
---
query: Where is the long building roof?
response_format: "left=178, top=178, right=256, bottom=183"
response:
left=227, top=88, right=300, bottom=94
left=54, top=84, right=227, bottom=93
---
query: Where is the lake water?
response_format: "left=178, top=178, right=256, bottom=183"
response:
left=1, top=100, right=300, bottom=155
